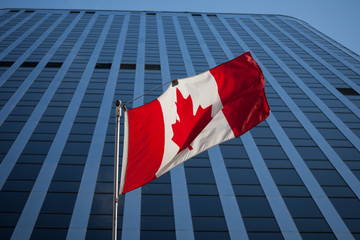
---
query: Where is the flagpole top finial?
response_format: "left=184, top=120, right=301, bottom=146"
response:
left=115, top=100, right=122, bottom=107
left=172, top=79, right=178, bottom=87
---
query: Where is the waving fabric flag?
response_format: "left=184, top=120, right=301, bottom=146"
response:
left=119, top=52, right=270, bottom=194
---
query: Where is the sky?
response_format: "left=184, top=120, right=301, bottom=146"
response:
left=1, top=0, right=360, bottom=55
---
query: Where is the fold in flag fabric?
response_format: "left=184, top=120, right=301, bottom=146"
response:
left=119, top=52, right=270, bottom=194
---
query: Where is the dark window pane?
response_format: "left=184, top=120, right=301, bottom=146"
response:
left=233, top=185, right=265, bottom=196
left=22, top=141, right=52, bottom=154
left=299, top=233, right=336, bottom=240
left=97, top=166, right=113, bottom=182
left=236, top=197, right=274, bottom=217
left=141, top=195, right=173, bottom=215
left=0, top=228, right=14, bottom=240
left=30, top=229, right=67, bottom=240
left=337, top=88, right=359, bottom=96
left=294, top=218, right=331, bottom=232
left=140, top=231, right=176, bottom=240
left=278, top=185, right=310, bottom=197
left=120, top=64, right=136, bottom=69
left=35, top=214, right=71, bottom=228
left=62, top=142, right=91, bottom=155
left=95, top=63, right=111, bottom=69
left=142, top=183, right=172, bottom=194
left=243, top=217, right=280, bottom=231
left=247, top=232, right=284, bottom=240
left=193, top=216, right=228, bottom=231
left=91, top=194, right=123, bottom=215
left=296, top=147, right=326, bottom=160
left=49, top=181, right=80, bottom=193
left=21, top=61, right=39, bottom=68
left=194, top=231, right=230, bottom=240
left=88, top=215, right=113, bottom=229
left=283, top=197, right=323, bottom=217
left=0, top=61, right=14, bottom=67
left=145, top=64, right=161, bottom=70
left=185, top=168, right=215, bottom=184
left=323, top=186, right=355, bottom=197
left=0, top=213, right=20, bottom=226
left=311, top=170, right=346, bottom=186
left=258, top=146, right=288, bottom=159
left=188, top=184, right=218, bottom=195
left=2, top=180, right=34, bottom=192
left=265, top=159, right=294, bottom=168
left=95, top=182, right=113, bottom=194
left=269, top=169, right=303, bottom=185
left=53, top=165, right=84, bottom=181
left=184, top=157, right=211, bottom=167
left=41, top=193, right=77, bottom=213
left=46, top=62, right=63, bottom=68
left=190, top=196, right=224, bottom=216
left=85, top=230, right=112, bottom=240
left=220, top=145, right=248, bottom=159
left=343, top=219, right=360, bottom=232
left=141, top=216, right=175, bottom=230
left=228, top=168, right=260, bottom=184
left=0, top=192, right=29, bottom=212
left=9, top=164, right=41, bottom=180
left=330, top=198, right=360, bottom=218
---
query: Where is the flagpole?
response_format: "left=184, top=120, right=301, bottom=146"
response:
left=113, top=99, right=122, bottom=240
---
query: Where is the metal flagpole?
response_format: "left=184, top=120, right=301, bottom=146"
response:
left=112, top=80, right=176, bottom=239
left=113, top=99, right=122, bottom=240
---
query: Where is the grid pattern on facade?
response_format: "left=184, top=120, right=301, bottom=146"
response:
left=0, top=9, right=359, bottom=240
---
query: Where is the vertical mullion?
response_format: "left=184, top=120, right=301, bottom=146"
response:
left=66, top=14, right=130, bottom=240
left=121, top=12, right=146, bottom=240
left=184, top=14, right=251, bottom=240
left=201, top=14, right=301, bottom=240
left=172, top=16, right=196, bottom=76
left=157, top=13, right=195, bottom=240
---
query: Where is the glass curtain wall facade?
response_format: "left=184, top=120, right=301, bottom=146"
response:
left=0, top=9, right=359, bottom=240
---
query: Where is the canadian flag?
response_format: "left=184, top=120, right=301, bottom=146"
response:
left=119, top=52, right=270, bottom=194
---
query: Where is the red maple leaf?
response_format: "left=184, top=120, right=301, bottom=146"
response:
left=171, top=88, right=213, bottom=153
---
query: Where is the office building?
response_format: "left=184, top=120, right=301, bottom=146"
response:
left=0, top=9, right=359, bottom=240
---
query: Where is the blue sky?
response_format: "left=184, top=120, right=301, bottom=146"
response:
left=1, top=0, right=360, bottom=55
